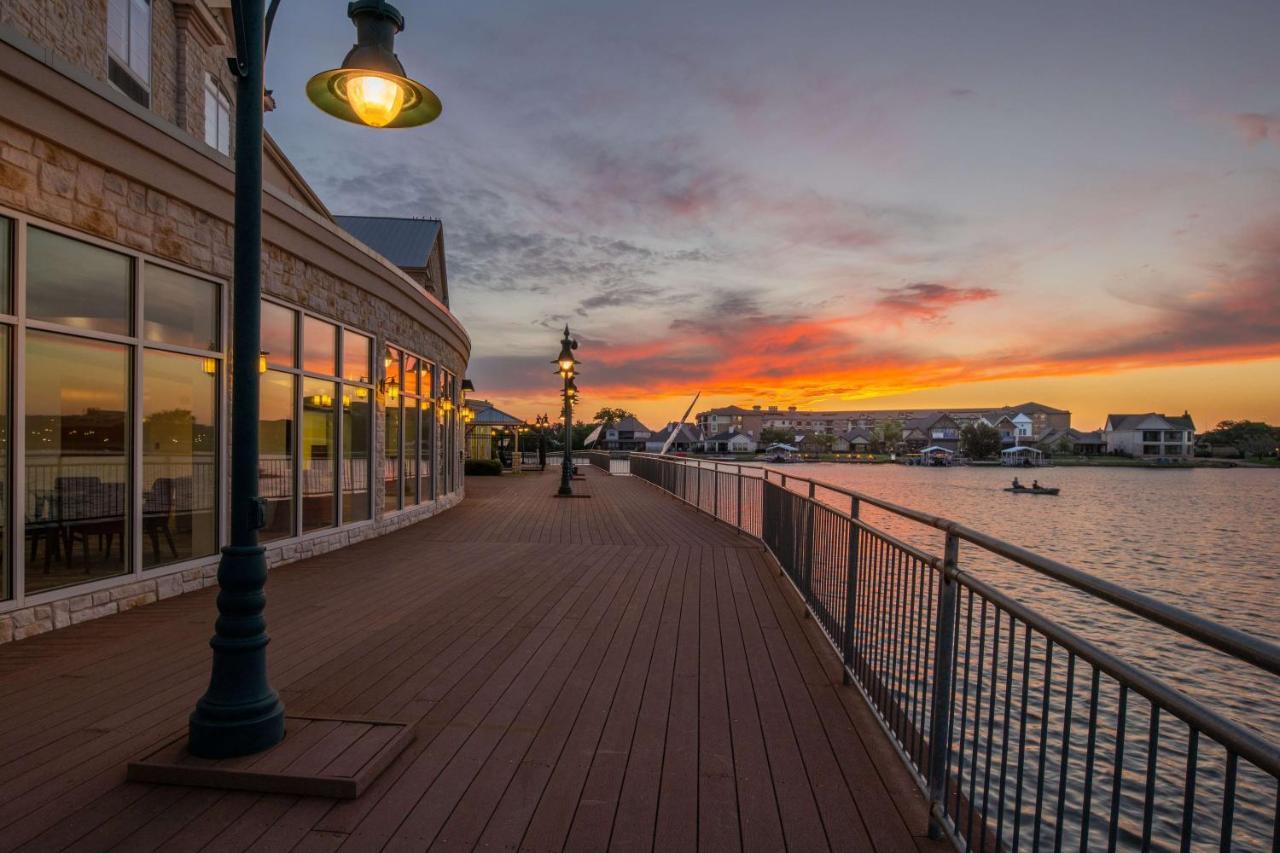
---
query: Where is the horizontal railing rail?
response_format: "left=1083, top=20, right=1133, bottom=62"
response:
left=623, top=452, right=1280, bottom=851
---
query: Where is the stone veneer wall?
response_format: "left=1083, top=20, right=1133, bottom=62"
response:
left=0, top=106, right=467, bottom=642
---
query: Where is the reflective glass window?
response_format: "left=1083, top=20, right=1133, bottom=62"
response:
left=0, top=216, right=11, bottom=314
left=142, top=350, right=217, bottom=567
left=259, top=370, right=294, bottom=541
left=27, top=228, right=132, bottom=335
left=342, top=331, right=371, bottom=383
left=261, top=301, right=295, bottom=368
left=302, top=378, right=337, bottom=532
left=342, top=386, right=371, bottom=523
left=144, top=265, right=219, bottom=350
left=302, top=316, right=337, bottom=376
left=24, top=331, right=130, bottom=592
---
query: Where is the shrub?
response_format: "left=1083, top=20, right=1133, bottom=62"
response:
left=465, top=459, right=503, bottom=476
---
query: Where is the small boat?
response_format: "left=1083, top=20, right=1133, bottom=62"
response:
left=1003, top=486, right=1060, bottom=495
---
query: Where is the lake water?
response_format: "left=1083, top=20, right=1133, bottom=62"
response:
left=759, top=463, right=1280, bottom=848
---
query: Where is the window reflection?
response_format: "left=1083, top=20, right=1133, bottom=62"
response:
left=302, top=378, right=337, bottom=532
left=403, top=354, right=418, bottom=395
left=342, top=330, right=371, bottom=384
left=0, top=328, right=8, bottom=599
left=25, top=331, right=130, bottom=593
left=384, top=347, right=401, bottom=510
left=418, top=396, right=433, bottom=502
left=144, top=265, right=219, bottom=350
left=303, top=316, right=337, bottom=376
left=342, top=386, right=371, bottom=523
left=259, top=370, right=294, bottom=542
left=261, top=301, right=295, bottom=368
left=404, top=405, right=419, bottom=505
left=0, top=216, right=11, bottom=314
left=142, top=350, right=217, bottom=567
left=28, top=229, right=132, bottom=335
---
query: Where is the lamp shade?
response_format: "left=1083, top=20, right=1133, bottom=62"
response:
left=306, top=0, right=441, bottom=128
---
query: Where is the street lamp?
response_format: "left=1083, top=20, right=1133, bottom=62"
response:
left=554, top=326, right=578, bottom=496
left=188, top=0, right=440, bottom=760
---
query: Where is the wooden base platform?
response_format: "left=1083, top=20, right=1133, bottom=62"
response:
left=126, top=715, right=412, bottom=799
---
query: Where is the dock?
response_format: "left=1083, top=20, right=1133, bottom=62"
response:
left=0, top=466, right=941, bottom=851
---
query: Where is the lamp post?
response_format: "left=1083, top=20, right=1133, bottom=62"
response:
left=188, top=0, right=440, bottom=759
left=554, top=327, right=579, bottom=496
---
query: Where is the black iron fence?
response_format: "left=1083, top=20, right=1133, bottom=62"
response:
left=624, top=452, right=1280, bottom=851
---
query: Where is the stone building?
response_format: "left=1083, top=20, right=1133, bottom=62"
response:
left=0, top=1, right=471, bottom=642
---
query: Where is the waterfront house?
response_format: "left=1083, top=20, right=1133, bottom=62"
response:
left=599, top=416, right=652, bottom=451
left=644, top=422, right=704, bottom=453
left=1103, top=412, right=1196, bottom=458
left=706, top=430, right=757, bottom=454
left=695, top=405, right=763, bottom=439
left=842, top=427, right=875, bottom=454
left=901, top=412, right=961, bottom=452
left=1038, top=427, right=1106, bottom=456
left=0, top=4, right=470, bottom=641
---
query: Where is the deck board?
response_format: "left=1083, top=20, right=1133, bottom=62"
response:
left=0, top=467, right=943, bottom=852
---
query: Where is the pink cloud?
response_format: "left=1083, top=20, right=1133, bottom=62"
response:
left=1233, top=112, right=1280, bottom=147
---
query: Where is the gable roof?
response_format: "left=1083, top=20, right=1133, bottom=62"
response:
left=334, top=216, right=441, bottom=268
left=649, top=423, right=703, bottom=443
left=843, top=427, right=875, bottom=442
left=994, top=401, right=1070, bottom=417
left=1105, top=412, right=1195, bottom=432
left=467, top=401, right=522, bottom=426
left=611, top=416, right=650, bottom=434
left=709, top=430, right=752, bottom=441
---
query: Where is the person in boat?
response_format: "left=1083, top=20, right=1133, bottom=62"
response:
left=1032, top=479, right=1040, bottom=490
left=1011, top=477, right=1022, bottom=489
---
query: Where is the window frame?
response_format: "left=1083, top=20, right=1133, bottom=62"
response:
left=107, top=0, right=152, bottom=103
left=0, top=204, right=227, bottom=611
left=382, top=342, right=439, bottom=514
left=203, top=73, right=231, bottom=156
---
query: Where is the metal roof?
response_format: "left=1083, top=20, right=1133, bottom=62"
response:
left=334, top=216, right=440, bottom=268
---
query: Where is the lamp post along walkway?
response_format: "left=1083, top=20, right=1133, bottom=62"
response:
left=555, top=326, right=579, bottom=497
left=183, top=0, right=441, bottom=761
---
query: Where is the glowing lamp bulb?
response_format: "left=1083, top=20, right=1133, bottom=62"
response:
left=346, top=74, right=406, bottom=127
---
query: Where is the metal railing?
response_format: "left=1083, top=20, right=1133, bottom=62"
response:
left=624, top=452, right=1280, bottom=851
left=585, top=450, right=632, bottom=475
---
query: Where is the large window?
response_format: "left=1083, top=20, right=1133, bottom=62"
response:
left=260, top=301, right=373, bottom=537
left=142, top=351, right=217, bottom=568
left=107, top=0, right=151, bottom=106
left=25, top=332, right=131, bottom=593
left=383, top=346, right=437, bottom=512
left=342, top=331, right=372, bottom=522
left=203, top=74, right=231, bottom=156
left=10, top=225, right=224, bottom=599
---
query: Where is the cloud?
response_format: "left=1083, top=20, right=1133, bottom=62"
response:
left=872, top=281, right=999, bottom=323
left=472, top=218, right=1280, bottom=414
left=1233, top=112, right=1280, bottom=147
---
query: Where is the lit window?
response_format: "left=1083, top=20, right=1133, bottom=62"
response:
left=107, top=0, right=151, bottom=105
left=203, top=74, right=231, bottom=155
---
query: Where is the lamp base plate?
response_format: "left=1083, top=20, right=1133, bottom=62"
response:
left=552, top=493, right=593, bottom=499
left=127, top=714, right=412, bottom=799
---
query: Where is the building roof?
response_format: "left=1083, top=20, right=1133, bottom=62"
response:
left=709, top=430, right=751, bottom=441
left=648, top=423, right=704, bottom=444
left=611, top=416, right=651, bottom=434
left=334, top=216, right=441, bottom=268
left=843, top=427, right=875, bottom=443
left=994, top=401, right=1070, bottom=416
left=467, top=402, right=523, bottom=426
left=1105, top=412, right=1196, bottom=432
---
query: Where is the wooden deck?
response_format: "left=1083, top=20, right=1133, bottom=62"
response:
left=0, top=467, right=943, bottom=852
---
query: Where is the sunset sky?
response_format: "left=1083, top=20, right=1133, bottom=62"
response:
left=267, top=0, right=1280, bottom=431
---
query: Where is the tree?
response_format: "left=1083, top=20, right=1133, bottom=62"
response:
left=1200, top=420, right=1279, bottom=459
left=960, top=422, right=1002, bottom=460
left=874, top=419, right=904, bottom=452
left=593, top=407, right=635, bottom=425
left=759, top=426, right=793, bottom=446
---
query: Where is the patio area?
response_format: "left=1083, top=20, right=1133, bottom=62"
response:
left=0, top=466, right=940, bottom=851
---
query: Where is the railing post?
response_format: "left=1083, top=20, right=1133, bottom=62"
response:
left=842, top=497, right=860, bottom=685
left=713, top=463, right=719, bottom=519
left=696, top=461, right=702, bottom=510
left=736, top=465, right=743, bottom=530
left=803, top=482, right=817, bottom=615
left=927, top=531, right=961, bottom=840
